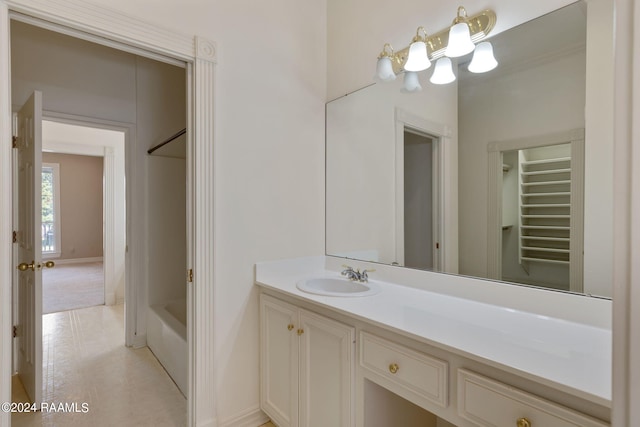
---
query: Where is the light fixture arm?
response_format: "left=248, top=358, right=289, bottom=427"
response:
left=412, top=26, right=428, bottom=43
left=453, top=6, right=469, bottom=25
left=378, top=8, right=496, bottom=74
left=377, top=43, right=395, bottom=59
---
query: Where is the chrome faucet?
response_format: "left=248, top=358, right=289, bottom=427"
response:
left=341, top=265, right=375, bottom=283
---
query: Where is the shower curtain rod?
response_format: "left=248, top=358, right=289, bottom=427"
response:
left=147, top=128, right=186, bottom=154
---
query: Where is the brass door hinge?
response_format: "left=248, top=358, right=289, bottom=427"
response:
left=12, top=136, right=17, bottom=149
left=12, top=231, right=17, bottom=243
left=188, top=268, right=193, bottom=283
left=12, top=326, right=17, bottom=338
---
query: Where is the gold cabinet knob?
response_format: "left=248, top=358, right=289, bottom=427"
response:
left=297, top=328, right=304, bottom=336
left=389, top=363, right=399, bottom=374
left=43, top=261, right=55, bottom=269
left=517, top=418, right=531, bottom=427
left=17, top=261, right=35, bottom=272
left=287, top=324, right=294, bottom=331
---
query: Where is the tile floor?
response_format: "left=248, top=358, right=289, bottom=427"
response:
left=42, top=262, right=104, bottom=314
left=12, top=304, right=186, bottom=426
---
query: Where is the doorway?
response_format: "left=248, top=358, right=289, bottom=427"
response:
left=403, top=130, right=435, bottom=270
left=1, top=1, right=217, bottom=424
left=9, top=16, right=187, bottom=420
left=40, top=120, right=127, bottom=315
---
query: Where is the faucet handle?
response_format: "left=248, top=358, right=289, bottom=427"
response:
left=360, top=269, right=375, bottom=282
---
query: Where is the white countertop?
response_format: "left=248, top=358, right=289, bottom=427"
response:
left=255, top=257, right=612, bottom=408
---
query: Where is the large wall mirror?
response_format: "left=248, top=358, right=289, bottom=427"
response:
left=326, top=0, right=614, bottom=298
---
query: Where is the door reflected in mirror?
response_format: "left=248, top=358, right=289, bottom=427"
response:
left=325, top=0, right=614, bottom=298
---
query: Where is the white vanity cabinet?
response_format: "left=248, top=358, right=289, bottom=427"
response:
left=260, top=294, right=355, bottom=427
left=457, top=370, right=608, bottom=427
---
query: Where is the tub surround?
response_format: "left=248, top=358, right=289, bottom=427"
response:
left=147, top=299, right=187, bottom=396
left=256, top=255, right=611, bottom=425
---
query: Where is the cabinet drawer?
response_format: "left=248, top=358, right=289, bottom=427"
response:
left=457, top=369, right=609, bottom=427
left=360, top=332, right=448, bottom=408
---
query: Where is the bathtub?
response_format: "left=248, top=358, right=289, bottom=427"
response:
left=147, top=298, right=187, bottom=396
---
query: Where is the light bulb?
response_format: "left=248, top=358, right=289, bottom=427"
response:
left=468, top=42, right=498, bottom=73
left=376, top=56, right=396, bottom=81
left=445, top=22, right=475, bottom=58
left=404, top=41, right=431, bottom=72
left=401, top=71, right=422, bottom=93
left=430, top=57, right=456, bottom=85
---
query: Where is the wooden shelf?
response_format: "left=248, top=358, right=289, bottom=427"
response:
left=519, top=154, right=574, bottom=266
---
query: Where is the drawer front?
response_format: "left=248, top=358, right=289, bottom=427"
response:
left=458, top=369, right=609, bottom=427
left=360, top=332, right=448, bottom=407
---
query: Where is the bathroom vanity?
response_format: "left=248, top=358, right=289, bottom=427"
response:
left=256, top=257, right=611, bottom=427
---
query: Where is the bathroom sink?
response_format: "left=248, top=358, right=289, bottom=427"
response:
left=296, top=277, right=380, bottom=297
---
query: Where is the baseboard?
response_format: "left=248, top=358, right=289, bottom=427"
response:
left=53, top=257, right=104, bottom=265
left=131, top=333, right=146, bottom=349
left=219, top=406, right=269, bottom=427
left=105, top=292, right=117, bottom=306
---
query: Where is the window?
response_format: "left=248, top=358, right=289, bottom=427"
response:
left=42, top=163, right=61, bottom=257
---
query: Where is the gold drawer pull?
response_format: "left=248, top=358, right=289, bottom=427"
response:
left=517, top=418, right=531, bottom=427
left=389, top=363, right=399, bottom=374
left=297, top=328, right=304, bottom=336
left=287, top=324, right=294, bottom=331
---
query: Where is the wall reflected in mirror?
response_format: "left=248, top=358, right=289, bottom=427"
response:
left=326, top=0, right=614, bottom=298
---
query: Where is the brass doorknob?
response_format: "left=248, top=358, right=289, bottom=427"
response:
left=389, top=363, right=399, bottom=374
left=43, top=261, right=55, bottom=269
left=287, top=324, right=294, bottom=331
left=17, top=261, right=35, bottom=271
left=517, top=418, right=531, bottom=427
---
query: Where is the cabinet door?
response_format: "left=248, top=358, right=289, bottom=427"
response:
left=260, top=294, right=299, bottom=427
left=298, top=309, right=355, bottom=427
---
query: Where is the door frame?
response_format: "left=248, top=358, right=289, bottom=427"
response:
left=486, top=128, right=585, bottom=293
left=0, top=2, right=217, bottom=426
left=41, top=114, right=129, bottom=333
left=394, top=108, right=453, bottom=272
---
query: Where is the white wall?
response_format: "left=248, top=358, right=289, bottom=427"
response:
left=136, top=55, right=187, bottom=309
left=147, top=156, right=186, bottom=306
left=583, top=0, right=614, bottom=298
left=326, top=78, right=456, bottom=265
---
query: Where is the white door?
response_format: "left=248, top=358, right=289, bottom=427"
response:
left=14, top=91, right=44, bottom=404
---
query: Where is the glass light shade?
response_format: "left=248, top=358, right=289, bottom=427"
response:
left=376, top=56, right=397, bottom=82
left=401, top=71, right=422, bottom=93
left=430, top=57, right=456, bottom=85
left=403, top=41, right=431, bottom=72
left=468, top=42, right=498, bottom=73
left=445, top=22, right=475, bottom=57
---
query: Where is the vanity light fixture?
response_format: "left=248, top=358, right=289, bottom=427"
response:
left=430, top=57, right=456, bottom=85
left=468, top=41, right=499, bottom=73
left=374, top=6, right=497, bottom=89
left=375, top=43, right=397, bottom=82
left=403, top=27, right=431, bottom=72
left=402, top=71, right=422, bottom=92
left=445, top=7, right=476, bottom=58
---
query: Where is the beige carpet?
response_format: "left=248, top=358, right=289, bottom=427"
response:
left=42, top=262, right=104, bottom=314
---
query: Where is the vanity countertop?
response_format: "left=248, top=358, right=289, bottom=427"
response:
left=255, top=257, right=611, bottom=408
